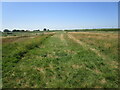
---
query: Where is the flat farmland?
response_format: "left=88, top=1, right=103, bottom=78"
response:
left=2, top=31, right=118, bottom=88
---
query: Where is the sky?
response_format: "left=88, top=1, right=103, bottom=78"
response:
left=2, top=2, right=118, bottom=31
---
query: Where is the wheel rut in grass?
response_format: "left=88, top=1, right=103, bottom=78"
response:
left=60, top=33, right=68, bottom=46
left=60, top=34, right=64, bottom=41
left=67, top=34, right=109, bottom=61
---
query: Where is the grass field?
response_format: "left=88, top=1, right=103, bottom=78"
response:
left=2, top=31, right=119, bottom=88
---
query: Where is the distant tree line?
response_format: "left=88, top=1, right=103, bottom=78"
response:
left=33, top=30, right=40, bottom=32
left=3, top=29, right=31, bottom=32
left=3, top=28, right=50, bottom=32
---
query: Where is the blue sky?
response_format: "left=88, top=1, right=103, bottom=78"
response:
left=2, top=2, right=118, bottom=30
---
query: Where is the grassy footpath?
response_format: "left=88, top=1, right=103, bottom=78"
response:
left=2, top=32, right=118, bottom=88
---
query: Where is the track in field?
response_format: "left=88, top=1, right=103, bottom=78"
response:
left=2, top=32, right=118, bottom=88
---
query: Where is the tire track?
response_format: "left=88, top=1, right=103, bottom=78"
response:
left=60, top=34, right=64, bottom=41
left=67, top=34, right=108, bottom=60
left=60, top=33, right=68, bottom=46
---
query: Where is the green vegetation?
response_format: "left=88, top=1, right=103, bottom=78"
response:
left=2, top=30, right=118, bottom=88
left=2, top=28, right=119, bottom=37
left=2, top=31, right=44, bottom=37
left=64, top=28, right=119, bottom=32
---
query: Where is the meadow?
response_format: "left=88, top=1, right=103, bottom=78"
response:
left=2, top=30, right=119, bottom=88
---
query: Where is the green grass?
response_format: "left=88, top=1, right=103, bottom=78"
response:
left=2, top=31, right=118, bottom=88
left=2, top=31, right=44, bottom=37
left=71, top=32, right=118, bottom=62
left=64, top=28, right=119, bottom=32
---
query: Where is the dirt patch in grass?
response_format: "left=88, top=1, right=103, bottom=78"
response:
left=72, top=64, right=81, bottom=69
left=94, top=69, right=101, bottom=74
left=100, top=78, right=107, bottom=84
left=34, top=66, right=45, bottom=74
left=64, top=50, right=76, bottom=54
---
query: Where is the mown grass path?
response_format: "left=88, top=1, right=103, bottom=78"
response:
left=3, top=32, right=118, bottom=88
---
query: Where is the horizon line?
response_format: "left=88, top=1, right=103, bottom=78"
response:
left=1, top=27, right=119, bottom=31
